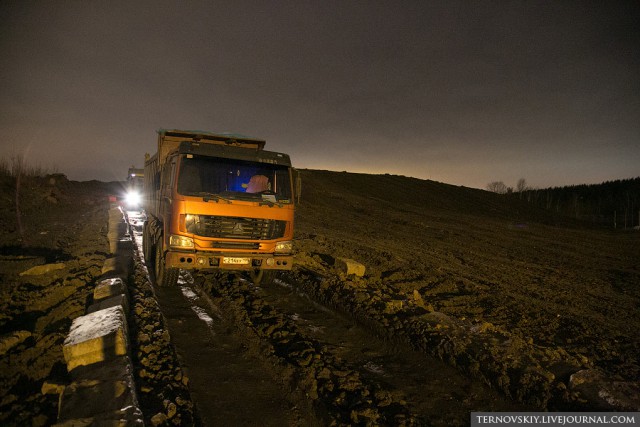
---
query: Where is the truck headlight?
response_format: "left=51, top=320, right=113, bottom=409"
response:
left=184, top=214, right=200, bottom=232
left=275, top=241, right=292, bottom=254
left=169, top=234, right=194, bottom=248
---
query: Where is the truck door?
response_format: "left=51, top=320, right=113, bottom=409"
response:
left=159, top=157, right=176, bottom=233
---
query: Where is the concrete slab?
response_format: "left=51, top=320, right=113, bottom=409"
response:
left=94, top=278, right=127, bottom=302
left=335, top=257, right=366, bottom=277
left=109, top=221, right=129, bottom=236
left=63, top=306, right=128, bottom=372
left=59, top=344, right=141, bottom=425
left=56, top=378, right=143, bottom=425
left=101, top=256, right=132, bottom=278
left=68, top=355, right=133, bottom=382
left=108, top=207, right=125, bottom=223
left=87, top=294, right=129, bottom=315
left=109, top=236, right=133, bottom=255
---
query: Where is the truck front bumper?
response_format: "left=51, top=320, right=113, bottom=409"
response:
left=166, top=250, right=293, bottom=271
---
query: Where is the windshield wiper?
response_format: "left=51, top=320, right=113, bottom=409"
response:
left=258, top=193, right=283, bottom=207
left=190, top=192, right=232, bottom=204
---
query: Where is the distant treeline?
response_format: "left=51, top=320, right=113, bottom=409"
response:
left=0, top=155, right=58, bottom=178
left=513, top=177, right=640, bottom=228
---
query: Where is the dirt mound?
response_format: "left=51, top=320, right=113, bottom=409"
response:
left=294, top=169, right=640, bottom=406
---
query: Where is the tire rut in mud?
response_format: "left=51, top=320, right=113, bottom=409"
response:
left=253, top=276, right=533, bottom=426
left=127, top=234, right=526, bottom=425
left=195, top=272, right=424, bottom=426
left=124, top=211, right=552, bottom=424
left=282, top=268, right=594, bottom=411
left=127, top=210, right=313, bottom=426
left=128, top=245, right=197, bottom=426
left=124, top=210, right=547, bottom=425
left=155, top=274, right=311, bottom=426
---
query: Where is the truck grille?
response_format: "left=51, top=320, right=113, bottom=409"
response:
left=187, top=215, right=286, bottom=240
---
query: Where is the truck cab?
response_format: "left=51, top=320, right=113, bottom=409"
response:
left=143, top=129, right=296, bottom=286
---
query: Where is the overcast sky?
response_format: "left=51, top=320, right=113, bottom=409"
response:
left=1, top=1, right=638, bottom=189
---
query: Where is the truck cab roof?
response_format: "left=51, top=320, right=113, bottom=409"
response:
left=158, top=129, right=266, bottom=150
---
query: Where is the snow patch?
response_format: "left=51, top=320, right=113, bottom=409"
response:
left=64, top=306, right=125, bottom=346
left=363, top=361, right=386, bottom=376
left=180, top=286, right=214, bottom=328
left=191, top=306, right=215, bottom=328
left=180, top=286, right=198, bottom=302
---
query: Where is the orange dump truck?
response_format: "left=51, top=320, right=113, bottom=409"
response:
left=142, top=129, right=297, bottom=286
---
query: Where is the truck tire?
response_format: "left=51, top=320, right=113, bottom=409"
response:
left=142, top=221, right=153, bottom=268
left=250, top=269, right=276, bottom=286
left=154, top=240, right=179, bottom=287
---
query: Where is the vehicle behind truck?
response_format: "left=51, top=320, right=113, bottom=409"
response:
left=142, top=129, right=297, bottom=286
left=124, top=167, right=144, bottom=208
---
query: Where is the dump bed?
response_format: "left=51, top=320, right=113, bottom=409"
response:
left=155, top=129, right=266, bottom=166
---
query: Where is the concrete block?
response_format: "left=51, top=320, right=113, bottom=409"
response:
left=68, top=354, right=133, bottom=383
left=57, top=378, right=143, bottom=425
left=87, top=294, right=129, bottom=315
left=107, top=225, right=129, bottom=245
left=94, top=278, right=127, bottom=302
left=62, top=356, right=142, bottom=424
left=63, top=306, right=128, bottom=372
left=335, top=257, right=366, bottom=277
left=108, top=207, right=125, bottom=221
left=20, top=262, right=67, bottom=276
left=101, top=256, right=132, bottom=279
left=109, top=236, right=133, bottom=255
left=113, top=221, right=129, bottom=235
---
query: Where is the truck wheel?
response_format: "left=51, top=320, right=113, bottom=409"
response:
left=250, top=269, right=276, bottom=286
left=142, top=221, right=153, bottom=267
left=154, top=240, right=179, bottom=287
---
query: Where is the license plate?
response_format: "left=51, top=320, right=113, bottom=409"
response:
left=223, top=257, right=250, bottom=265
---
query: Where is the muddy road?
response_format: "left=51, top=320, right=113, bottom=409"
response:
left=127, top=209, right=530, bottom=425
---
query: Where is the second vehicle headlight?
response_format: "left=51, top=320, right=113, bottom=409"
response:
left=125, top=190, right=141, bottom=206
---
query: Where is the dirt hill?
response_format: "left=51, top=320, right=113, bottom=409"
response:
left=294, top=169, right=639, bottom=383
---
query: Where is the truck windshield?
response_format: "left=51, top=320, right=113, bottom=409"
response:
left=177, top=155, right=292, bottom=203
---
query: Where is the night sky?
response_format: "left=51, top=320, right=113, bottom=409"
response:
left=1, top=1, right=638, bottom=189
